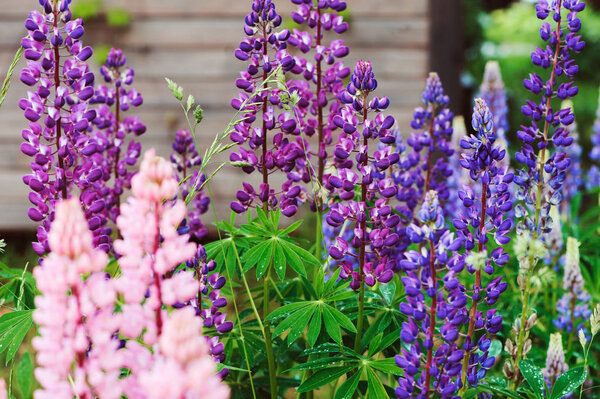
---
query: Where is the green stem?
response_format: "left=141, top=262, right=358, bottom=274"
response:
left=263, top=264, right=278, bottom=399
left=511, top=274, right=532, bottom=390
left=354, top=281, right=365, bottom=353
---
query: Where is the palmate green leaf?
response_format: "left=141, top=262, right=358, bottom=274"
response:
left=266, top=301, right=311, bottom=320
left=518, top=360, right=546, bottom=399
left=334, top=369, right=362, bottom=399
left=366, top=367, right=389, bottom=398
left=297, top=365, right=356, bottom=393
left=278, top=220, right=303, bottom=236
left=324, top=304, right=356, bottom=333
left=286, top=241, right=320, bottom=267
left=548, top=367, right=587, bottom=399
left=368, top=358, right=400, bottom=374
left=286, top=356, right=350, bottom=372
left=379, top=280, right=396, bottom=305
left=286, top=305, right=316, bottom=346
left=273, top=242, right=287, bottom=280
left=314, top=268, right=325, bottom=298
left=280, top=242, right=306, bottom=277
left=256, top=241, right=275, bottom=279
left=322, top=305, right=342, bottom=344
left=272, top=305, right=315, bottom=338
left=240, top=240, right=271, bottom=274
left=0, top=310, right=33, bottom=364
left=307, top=305, right=322, bottom=347
left=17, top=352, right=33, bottom=399
left=255, top=207, right=272, bottom=231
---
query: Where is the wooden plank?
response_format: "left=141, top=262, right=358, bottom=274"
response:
left=0, top=0, right=426, bottom=20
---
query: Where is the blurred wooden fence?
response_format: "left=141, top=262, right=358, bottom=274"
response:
left=0, top=0, right=430, bottom=230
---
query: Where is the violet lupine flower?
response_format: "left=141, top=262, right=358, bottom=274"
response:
left=90, top=47, right=146, bottom=224
left=230, top=0, right=307, bottom=216
left=287, top=0, right=350, bottom=209
left=395, top=73, right=454, bottom=250
left=553, top=237, right=591, bottom=336
left=171, top=129, right=210, bottom=240
left=586, top=87, right=600, bottom=189
left=20, top=1, right=101, bottom=256
left=479, top=61, right=509, bottom=149
left=186, top=245, right=233, bottom=378
left=558, top=100, right=583, bottom=220
left=543, top=333, right=568, bottom=387
left=325, top=60, right=397, bottom=289
left=395, top=190, right=466, bottom=399
left=453, top=99, right=511, bottom=389
left=514, top=0, right=585, bottom=236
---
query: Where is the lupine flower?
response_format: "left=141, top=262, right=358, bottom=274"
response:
left=586, top=86, right=600, bottom=189
left=553, top=237, right=591, bottom=336
left=186, top=245, right=233, bottom=378
left=479, top=61, right=509, bottom=149
left=395, top=190, right=466, bottom=399
left=20, top=0, right=100, bottom=256
left=0, top=380, right=5, bottom=399
left=395, top=73, right=454, bottom=250
left=90, top=47, right=145, bottom=224
left=558, top=100, right=583, bottom=220
left=230, top=0, right=307, bottom=216
left=287, top=0, right=350, bottom=210
left=514, top=0, right=585, bottom=236
left=543, top=333, right=568, bottom=387
left=138, top=308, right=230, bottom=399
left=32, top=198, right=116, bottom=398
left=454, top=99, right=512, bottom=390
left=171, top=129, right=210, bottom=240
left=325, top=60, right=397, bottom=289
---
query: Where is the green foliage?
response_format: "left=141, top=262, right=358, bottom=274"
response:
left=71, top=0, right=132, bottom=28
left=16, top=353, right=33, bottom=399
left=0, top=47, right=23, bottom=110
left=71, top=0, right=103, bottom=20
left=519, top=360, right=546, bottom=399
left=548, top=367, right=587, bottom=399
left=0, top=311, right=33, bottom=365
left=106, top=8, right=131, bottom=27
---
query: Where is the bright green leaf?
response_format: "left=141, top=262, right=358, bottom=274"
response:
left=325, top=305, right=356, bottom=333
left=273, top=242, right=287, bottom=280
left=307, top=305, right=322, bottom=347
left=255, top=241, right=275, bottom=279
left=17, top=352, right=33, bottom=399
left=518, top=360, right=546, bottom=399
left=334, top=369, right=362, bottom=399
left=297, top=365, right=356, bottom=393
left=266, top=301, right=311, bottom=321
left=281, top=242, right=306, bottom=277
left=549, top=367, right=587, bottom=399
left=322, top=305, right=342, bottom=344
left=0, top=310, right=33, bottom=365
left=366, top=367, right=389, bottom=398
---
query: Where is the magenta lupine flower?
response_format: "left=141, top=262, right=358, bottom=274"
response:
left=325, top=60, right=397, bottom=289
left=287, top=0, right=350, bottom=209
left=230, top=0, right=308, bottom=216
left=20, top=0, right=100, bottom=256
left=454, top=99, right=511, bottom=389
left=90, top=47, right=146, bottom=224
left=171, top=129, right=210, bottom=240
left=395, top=190, right=466, bottom=399
left=514, top=0, right=585, bottom=235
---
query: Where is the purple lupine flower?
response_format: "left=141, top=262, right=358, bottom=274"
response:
left=287, top=0, right=350, bottom=210
left=186, top=245, right=233, bottom=379
left=90, top=47, right=146, bottom=224
left=558, top=100, right=583, bottom=221
left=479, top=61, right=509, bottom=149
left=586, top=87, right=600, bottom=189
left=395, top=190, right=466, bottom=399
left=20, top=1, right=101, bottom=256
left=453, top=99, right=511, bottom=390
left=543, top=333, right=568, bottom=388
left=553, top=238, right=591, bottom=338
left=514, top=0, right=585, bottom=236
left=325, top=60, right=397, bottom=289
left=230, top=0, right=306, bottom=216
left=171, top=129, right=210, bottom=240
left=395, top=73, right=454, bottom=251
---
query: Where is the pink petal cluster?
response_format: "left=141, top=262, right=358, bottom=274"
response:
left=32, top=150, right=229, bottom=399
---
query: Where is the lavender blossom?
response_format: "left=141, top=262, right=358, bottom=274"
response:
left=454, top=98, right=511, bottom=390
left=479, top=61, right=509, bottom=149
left=395, top=191, right=466, bottom=399
left=230, top=0, right=307, bottom=216
left=543, top=333, right=568, bottom=387
left=171, top=129, right=210, bottom=240
left=558, top=100, right=583, bottom=220
left=20, top=0, right=100, bottom=256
